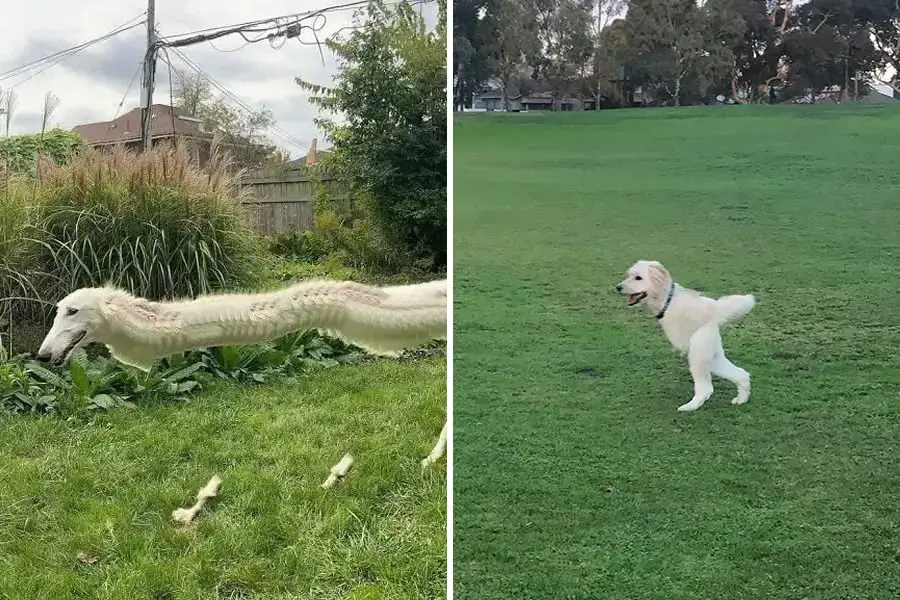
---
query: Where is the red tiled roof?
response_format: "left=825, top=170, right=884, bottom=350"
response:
left=72, top=104, right=212, bottom=145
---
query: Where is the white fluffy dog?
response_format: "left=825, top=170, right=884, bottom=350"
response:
left=616, top=260, right=756, bottom=412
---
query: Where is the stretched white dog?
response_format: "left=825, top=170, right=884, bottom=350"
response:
left=616, top=260, right=755, bottom=412
left=37, top=279, right=448, bottom=466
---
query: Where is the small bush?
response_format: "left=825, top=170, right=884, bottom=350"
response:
left=0, top=128, right=85, bottom=174
left=266, top=255, right=361, bottom=283
left=0, top=329, right=365, bottom=416
left=266, top=212, right=408, bottom=275
left=266, top=228, right=333, bottom=263
left=30, top=141, right=263, bottom=302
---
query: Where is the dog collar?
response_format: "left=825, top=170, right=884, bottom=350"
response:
left=656, top=282, right=674, bottom=320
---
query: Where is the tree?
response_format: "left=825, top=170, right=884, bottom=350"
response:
left=488, top=0, right=540, bottom=109
left=588, top=0, right=627, bottom=106
left=535, top=0, right=595, bottom=102
left=298, top=0, right=447, bottom=268
left=173, top=73, right=284, bottom=170
left=625, top=0, right=745, bottom=106
left=727, top=0, right=781, bottom=102
left=626, top=0, right=705, bottom=105
left=694, top=0, right=747, bottom=98
left=454, top=0, right=496, bottom=108
left=866, top=0, right=900, bottom=94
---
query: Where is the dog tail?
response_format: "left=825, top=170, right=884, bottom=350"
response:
left=714, top=294, right=755, bottom=326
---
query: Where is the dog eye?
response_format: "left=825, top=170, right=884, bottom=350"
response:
left=634, top=276, right=643, bottom=281
left=65, top=308, right=79, bottom=316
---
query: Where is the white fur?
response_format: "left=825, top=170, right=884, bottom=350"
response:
left=38, top=279, right=447, bottom=370
left=38, top=278, right=448, bottom=465
left=617, top=260, right=755, bottom=412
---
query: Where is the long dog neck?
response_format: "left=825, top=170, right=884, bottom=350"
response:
left=96, top=280, right=447, bottom=371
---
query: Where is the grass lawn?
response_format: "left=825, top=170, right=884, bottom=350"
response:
left=453, top=104, right=900, bottom=599
left=0, top=358, right=446, bottom=600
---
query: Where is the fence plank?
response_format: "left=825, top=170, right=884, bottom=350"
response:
left=239, top=167, right=344, bottom=236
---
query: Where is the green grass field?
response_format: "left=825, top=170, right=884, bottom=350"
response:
left=0, top=359, right=446, bottom=600
left=453, top=105, right=900, bottom=599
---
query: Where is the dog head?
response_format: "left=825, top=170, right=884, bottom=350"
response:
left=37, top=287, right=115, bottom=365
left=616, top=260, right=671, bottom=307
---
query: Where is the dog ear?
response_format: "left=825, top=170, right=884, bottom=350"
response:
left=647, top=262, right=671, bottom=288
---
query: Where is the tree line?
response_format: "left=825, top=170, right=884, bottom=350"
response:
left=454, top=0, right=900, bottom=108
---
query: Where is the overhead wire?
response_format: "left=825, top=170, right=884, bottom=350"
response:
left=164, top=0, right=432, bottom=54
left=161, top=43, right=309, bottom=154
left=1, top=1, right=434, bottom=150
left=153, top=0, right=434, bottom=154
left=158, top=47, right=178, bottom=137
left=112, top=62, right=144, bottom=121
left=170, top=48, right=306, bottom=150
left=0, top=14, right=147, bottom=85
left=161, top=0, right=376, bottom=41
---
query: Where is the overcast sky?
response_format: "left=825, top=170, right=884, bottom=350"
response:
left=0, top=0, right=439, bottom=159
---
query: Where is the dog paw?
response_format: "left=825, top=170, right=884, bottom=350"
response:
left=731, top=396, right=749, bottom=405
left=677, top=402, right=701, bottom=412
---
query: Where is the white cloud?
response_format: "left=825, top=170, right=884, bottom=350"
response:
left=0, top=0, right=439, bottom=159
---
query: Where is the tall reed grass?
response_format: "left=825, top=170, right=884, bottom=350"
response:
left=31, top=141, right=263, bottom=302
left=0, top=140, right=264, bottom=327
left=0, top=177, right=40, bottom=311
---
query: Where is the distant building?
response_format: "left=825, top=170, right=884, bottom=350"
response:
left=472, top=88, right=595, bottom=111
left=72, top=104, right=214, bottom=166
left=859, top=88, right=900, bottom=104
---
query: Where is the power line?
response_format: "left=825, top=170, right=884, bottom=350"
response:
left=158, top=47, right=178, bottom=137
left=141, top=0, right=435, bottom=154
left=113, top=62, right=143, bottom=121
left=161, top=0, right=432, bottom=52
left=161, top=0, right=376, bottom=42
left=164, top=44, right=310, bottom=153
left=0, top=15, right=147, bottom=85
left=162, top=46, right=308, bottom=154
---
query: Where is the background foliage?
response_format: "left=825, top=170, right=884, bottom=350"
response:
left=0, top=129, right=85, bottom=174
left=298, top=0, right=448, bottom=270
left=455, top=0, right=900, bottom=108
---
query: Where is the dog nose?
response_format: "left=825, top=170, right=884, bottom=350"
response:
left=35, top=351, right=51, bottom=362
left=615, top=285, right=623, bottom=292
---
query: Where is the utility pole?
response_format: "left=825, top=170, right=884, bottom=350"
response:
left=140, top=0, right=157, bottom=152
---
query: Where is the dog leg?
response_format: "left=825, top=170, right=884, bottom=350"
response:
left=421, top=421, right=447, bottom=468
left=678, top=328, right=717, bottom=412
left=711, top=354, right=750, bottom=405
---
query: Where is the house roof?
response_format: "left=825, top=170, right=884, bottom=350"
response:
left=73, top=104, right=212, bottom=145
left=475, top=81, right=524, bottom=101
left=858, top=89, right=899, bottom=104
left=284, top=148, right=332, bottom=167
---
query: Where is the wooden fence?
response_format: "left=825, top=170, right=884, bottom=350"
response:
left=239, top=166, right=345, bottom=236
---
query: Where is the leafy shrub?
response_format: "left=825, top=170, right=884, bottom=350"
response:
left=266, top=228, right=333, bottom=263
left=266, top=255, right=361, bottom=283
left=315, top=205, right=411, bottom=273
left=190, top=330, right=361, bottom=384
left=266, top=211, right=408, bottom=275
left=30, top=141, right=263, bottom=302
left=0, top=129, right=85, bottom=174
left=0, top=329, right=364, bottom=416
left=0, top=359, right=56, bottom=413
